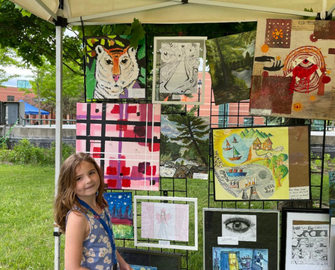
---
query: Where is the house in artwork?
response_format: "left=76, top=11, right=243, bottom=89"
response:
left=252, top=137, right=262, bottom=150
left=262, top=137, right=273, bottom=151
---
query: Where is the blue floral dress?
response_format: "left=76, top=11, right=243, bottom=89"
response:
left=66, top=206, right=118, bottom=270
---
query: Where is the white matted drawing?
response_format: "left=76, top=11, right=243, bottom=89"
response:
left=134, top=195, right=198, bottom=251
left=221, top=214, right=257, bottom=242
left=152, top=37, right=207, bottom=105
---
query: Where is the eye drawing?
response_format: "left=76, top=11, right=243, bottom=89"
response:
left=224, top=217, right=254, bottom=233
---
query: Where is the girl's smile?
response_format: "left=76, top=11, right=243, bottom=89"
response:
left=74, top=161, right=100, bottom=200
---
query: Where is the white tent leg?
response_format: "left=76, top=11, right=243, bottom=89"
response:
left=54, top=24, right=63, bottom=270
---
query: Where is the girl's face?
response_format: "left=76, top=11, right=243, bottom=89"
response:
left=74, top=161, right=100, bottom=200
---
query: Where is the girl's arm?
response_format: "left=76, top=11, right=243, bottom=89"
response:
left=116, top=250, right=133, bottom=270
left=65, top=211, right=90, bottom=270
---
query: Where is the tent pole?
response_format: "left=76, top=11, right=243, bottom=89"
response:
left=54, top=24, right=63, bottom=270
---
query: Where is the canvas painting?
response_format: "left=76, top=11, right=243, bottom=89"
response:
left=85, top=35, right=146, bottom=101
left=130, top=265, right=157, bottom=270
left=76, top=103, right=161, bottom=191
left=152, top=37, right=207, bottom=105
left=330, top=171, right=335, bottom=217
left=250, top=19, right=335, bottom=120
left=212, top=247, right=268, bottom=270
left=160, top=114, right=209, bottom=180
left=206, top=31, right=256, bottom=105
left=141, top=202, right=189, bottom=241
left=212, top=125, right=310, bottom=200
left=103, top=192, right=133, bottom=239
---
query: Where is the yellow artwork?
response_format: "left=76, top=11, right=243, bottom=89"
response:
left=213, top=126, right=310, bottom=200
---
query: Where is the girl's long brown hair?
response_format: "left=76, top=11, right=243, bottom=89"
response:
left=54, top=152, right=107, bottom=233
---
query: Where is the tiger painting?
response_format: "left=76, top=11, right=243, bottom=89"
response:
left=93, top=44, right=140, bottom=99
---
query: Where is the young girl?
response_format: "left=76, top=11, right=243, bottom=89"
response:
left=54, top=152, right=132, bottom=270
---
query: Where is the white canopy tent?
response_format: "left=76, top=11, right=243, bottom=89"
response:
left=8, top=0, right=335, bottom=269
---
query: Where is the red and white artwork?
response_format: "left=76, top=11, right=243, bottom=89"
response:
left=141, top=202, right=189, bottom=242
left=76, top=103, right=161, bottom=191
left=250, top=19, right=335, bottom=120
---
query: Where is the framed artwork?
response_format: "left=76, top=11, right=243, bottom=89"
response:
left=103, top=192, right=133, bottom=239
left=160, top=113, right=209, bottom=180
left=76, top=103, right=161, bottom=191
left=329, top=171, right=335, bottom=217
left=281, top=208, right=330, bottom=270
left=117, top=247, right=182, bottom=270
left=330, top=218, right=335, bottom=270
left=212, top=125, right=310, bottom=200
left=130, top=265, right=157, bottom=270
left=85, top=35, right=146, bottom=101
left=203, top=208, right=279, bottom=270
left=152, top=36, right=207, bottom=105
left=206, top=31, right=256, bottom=105
left=134, top=195, right=198, bottom=250
left=250, top=19, right=335, bottom=120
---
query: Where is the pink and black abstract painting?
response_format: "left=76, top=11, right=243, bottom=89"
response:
left=76, top=103, right=161, bottom=191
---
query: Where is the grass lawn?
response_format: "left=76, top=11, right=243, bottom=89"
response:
left=0, top=163, right=330, bottom=269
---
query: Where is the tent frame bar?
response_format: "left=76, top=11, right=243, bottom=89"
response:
left=35, top=0, right=58, bottom=20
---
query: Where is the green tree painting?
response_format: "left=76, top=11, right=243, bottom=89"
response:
left=206, top=31, right=256, bottom=105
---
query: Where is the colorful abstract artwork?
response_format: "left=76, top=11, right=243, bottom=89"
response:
left=212, top=125, right=310, bottom=200
left=250, top=19, right=335, bottom=120
left=160, top=114, right=209, bottom=179
left=76, top=103, right=161, bottom=191
left=103, top=192, right=133, bottom=239
left=141, top=202, right=189, bottom=241
left=130, top=265, right=157, bottom=270
left=212, top=247, right=269, bottom=270
left=206, top=31, right=256, bottom=105
left=152, top=37, right=207, bottom=105
left=85, top=35, right=146, bottom=101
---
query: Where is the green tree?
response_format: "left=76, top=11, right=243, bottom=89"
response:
left=168, top=108, right=209, bottom=166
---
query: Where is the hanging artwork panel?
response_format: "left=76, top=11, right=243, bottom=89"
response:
left=206, top=31, right=256, bottom=105
left=134, top=195, right=198, bottom=250
left=85, top=35, right=146, bottom=101
left=103, top=192, right=133, bottom=239
left=281, top=208, right=330, bottom=270
left=203, top=208, right=279, bottom=270
left=212, top=125, right=310, bottom=200
left=250, top=19, right=335, bottom=120
left=160, top=113, right=209, bottom=180
left=130, top=265, right=157, bottom=270
left=152, top=37, right=207, bottom=105
left=329, top=171, right=335, bottom=217
left=76, top=103, right=161, bottom=191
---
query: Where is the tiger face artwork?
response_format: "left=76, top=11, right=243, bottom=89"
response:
left=93, top=44, right=139, bottom=99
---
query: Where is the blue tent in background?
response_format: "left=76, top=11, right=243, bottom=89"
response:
left=19, top=100, right=50, bottom=115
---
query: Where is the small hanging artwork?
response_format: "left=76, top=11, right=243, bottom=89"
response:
left=103, top=192, right=133, bottom=239
left=152, top=37, right=207, bottom=105
left=130, top=265, right=157, bottom=270
left=85, top=35, right=146, bottom=101
left=212, top=125, right=310, bottom=200
left=250, top=19, right=335, bottom=120
left=76, top=103, right=161, bottom=191
left=134, top=195, right=198, bottom=250
left=206, top=31, right=256, bottom=105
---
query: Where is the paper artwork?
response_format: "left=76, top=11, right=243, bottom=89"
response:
left=221, top=214, right=256, bottom=242
left=76, top=103, right=161, bottom=191
left=291, top=224, right=329, bottom=266
left=130, top=265, right=157, bottom=270
left=212, top=247, right=268, bottom=270
left=160, top=114, right=209, bottom=179
left=213, top=125, right=310, bottom=200
left=85, top=35, right=146, bottom=101
left=206, top=31, right=256, bottom=105
left=103, top=192, right=133, bottom=239
left=250, top=19, right=335, bottom=120
left=330, top=171, right=335, bottom=217
left=141, top=202, right=189, bottom=241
